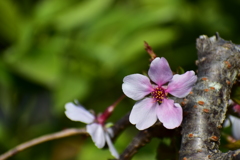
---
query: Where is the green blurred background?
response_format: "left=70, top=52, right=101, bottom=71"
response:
left=0, top=0, right=240, bottom=159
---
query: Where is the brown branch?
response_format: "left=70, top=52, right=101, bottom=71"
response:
left=179, top=33, right=240, bottom=159
left=111, top=112, right=131, bottom=141
left=118, top=128, right=154, bottom=160
left=144, top=41, right=157, bottom=61
left=0, top=112, right=130, bottom=160
left=211, top=149, right=240, bottom=159
left=116, top=122, right=180, bottom=160
left=0, top=128, right=88, bottom=160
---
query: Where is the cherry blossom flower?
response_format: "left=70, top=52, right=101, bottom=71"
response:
left=65, top=102, right=119, bottom=158
left=224, top=101, right=240, bottom=140
left=233, top=103, right=240, bottom=114
left=224, top=115, right=240, bottom=140
left=122, top=57, right=197, bottom=130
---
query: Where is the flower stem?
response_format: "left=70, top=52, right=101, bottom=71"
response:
left=0, top=128, right=87, bottom=160
left=144, top=41, right=157, bottom=61
left=97, top=95, right=125, bottom=124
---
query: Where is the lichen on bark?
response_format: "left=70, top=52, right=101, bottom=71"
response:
left=179, top=33, right=240, bottom=160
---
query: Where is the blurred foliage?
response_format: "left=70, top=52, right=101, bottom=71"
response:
left=1, top=0, right=240, bottom=159
left=231, top=83, right=240, bottom=105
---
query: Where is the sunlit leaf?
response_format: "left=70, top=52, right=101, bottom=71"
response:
left=176, top=66, right=185, bottom=74
left=226, top=140, right=240, bottom=150
left=3, top=37, right=63, bottom=88
left=53, top=75, right=90, bottom=114
left=0, top=0, right=20, bottom=42
left=54, top=0, right=112, bottom=31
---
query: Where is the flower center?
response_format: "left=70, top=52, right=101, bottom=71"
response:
left=151, top=87, right=167, bottom=103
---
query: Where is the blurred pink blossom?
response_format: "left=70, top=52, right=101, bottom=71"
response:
left=233, top=103, right=240, bottom=115
left=65, top=102, right=119, bottom=158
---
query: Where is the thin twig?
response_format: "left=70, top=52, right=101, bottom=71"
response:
left=118, top=122, right=179, bottom=160
left=0, top=128, right=88, bottom=160
left=144, top=41, right=157, bottom=61
left=111, top=112, right=131, bottom=141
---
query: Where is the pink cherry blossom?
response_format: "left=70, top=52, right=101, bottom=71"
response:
left=122, top=57, right=197, bottom=130
left=233, top=103, right=240, bottom=115
left=65, top=102, right=119, bottom=158
left=223, top=101, right=240, bottom=140
left=224, top=115, right=240, bottom=140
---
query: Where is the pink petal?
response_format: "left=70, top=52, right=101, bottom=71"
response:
left=65, top=102, right=95, bottom=124
left=129, top=98, right=158, bottom=130
left=148, top=57, right=173, bottom=86
left=229, top=115, right=240, bottom=140
left=106, top=128, right=114, bottom=138
left=233, top=104, right=240, bottom=115
left=86, top=123, right=105, bottom=148
left=166, top=71, right=197, bottom=98
left=157, top=99, right=183, bottom=129
left=122, top=74, right=153, bottom=100
left=105, top=131, right=119, bottom=158
left=223, top=118, right=230, bottom=128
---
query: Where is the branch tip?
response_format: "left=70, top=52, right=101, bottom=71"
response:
left=215, top=32, right=220, bottom=40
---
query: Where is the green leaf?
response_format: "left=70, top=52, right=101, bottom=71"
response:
left=54, top=0, right=112, bottom=31
left=53, top=75, right=90, bottom=114
left=33, top=0, right=71, bottom=25
left=0, top=0, right=20, bottom=42
left=3, top=37, right=63, bottom=88
left=176, top=66, right=185, bottom=74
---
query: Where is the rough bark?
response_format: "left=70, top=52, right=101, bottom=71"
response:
left=179, top=33, right=240, bottom=159
left=114, top=34, right=240, bottom=160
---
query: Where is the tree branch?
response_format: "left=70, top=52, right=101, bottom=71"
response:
left=179, top=33, right=240, bottom=159
left=0, top=111, right=131, bottom=160
left=116, top=122, right=179, bottom=160
left=0, top=128, right=87, bottom=160
left=111, top=112, right=131, bottom=141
